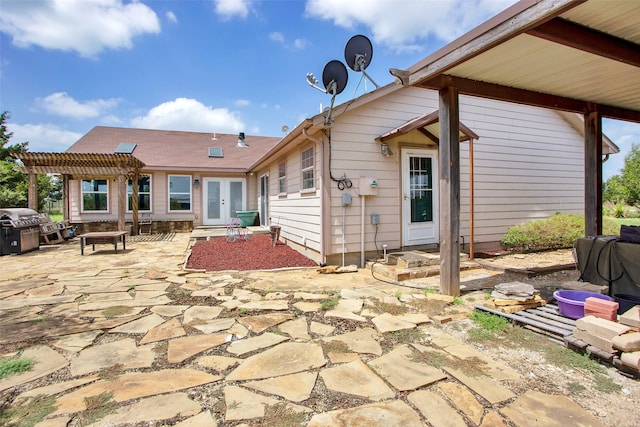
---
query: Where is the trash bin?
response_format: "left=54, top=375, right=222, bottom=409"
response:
left=236, top=210, right=259, bottom=227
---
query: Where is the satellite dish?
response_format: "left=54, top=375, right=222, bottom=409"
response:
left=344, top=35, right=373, bottom=71
left=281, top=125, right=289, bottom=134
left=344, top=34, right=379, bottom=89
left=322, top=60, right=348, bottom=95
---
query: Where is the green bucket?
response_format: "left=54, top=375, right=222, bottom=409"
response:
left=236, top=210, right=258, bottom=227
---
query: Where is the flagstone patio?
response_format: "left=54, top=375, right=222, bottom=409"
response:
left=0, top=233, right=636, bottom=426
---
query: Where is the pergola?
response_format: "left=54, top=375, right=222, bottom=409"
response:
left=14, top=152, right=146, bottom=234
left=390, top=0, right=640, bottom=295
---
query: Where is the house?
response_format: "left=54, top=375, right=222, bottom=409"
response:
left=45, top=127, right=280, bottom=234
left=247, top=83, right=617, bottom=266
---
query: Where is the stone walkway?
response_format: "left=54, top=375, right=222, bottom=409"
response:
left=0, top=234, right=609, bottom=426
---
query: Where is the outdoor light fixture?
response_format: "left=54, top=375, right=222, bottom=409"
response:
left=381, top=143, right=393, bottom=157
left=194, top=178, right=200, bottom=189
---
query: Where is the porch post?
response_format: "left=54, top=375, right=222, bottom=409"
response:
left=438, top=86, right=461, bottom=297
left=584, top=110, right=603, bottom=237
left=28, top=172, right=38, bottom=211
left=62, top=175, right=69, bottom=221
left=132, top=172, right=139, bottom=235
left=117, top=174, right=126, bottom=232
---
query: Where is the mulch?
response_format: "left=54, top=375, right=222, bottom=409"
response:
left=186, top=234, right=318, bottom=271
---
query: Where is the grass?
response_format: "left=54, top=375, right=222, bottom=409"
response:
left=0, top=395, right=57, bottom=427
left=75, top=392, right=117, bottom=426
left=386, top=329, right=425, bottom=345
left=372, top=299, right=408, bottom=316
left=262, top=403, right=306, bottom=427
left=0, top=357, right=34, bottom=379
left=467, top=311, right=509, bottom=341
left=101, top=305, right=133, bottom=318
left=609, top=217, right=640, bottom=226
left=321, top=340, right=350, bottom=354
left=319, top=297, right=339, bottom=311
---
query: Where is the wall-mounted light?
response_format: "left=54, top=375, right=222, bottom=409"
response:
left=381, top=143, right=393, bottom=157
left=194, top=178, right=200, bottom=189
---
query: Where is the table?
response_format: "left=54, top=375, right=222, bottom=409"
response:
left=78, top=231, right=128, bottom=255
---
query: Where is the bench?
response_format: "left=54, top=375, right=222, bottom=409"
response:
left=78, top=231, right=128, bottom=255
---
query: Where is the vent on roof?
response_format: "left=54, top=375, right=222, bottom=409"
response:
left=115, top=143, right=137, bottom=154
left=209, top=147, right=224, bottom=158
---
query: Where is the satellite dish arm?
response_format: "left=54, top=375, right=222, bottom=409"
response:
left=324, top=80, right=338, bottom=125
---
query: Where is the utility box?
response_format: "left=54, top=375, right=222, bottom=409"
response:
left=371, top=213, right=380, bottom=225
left=342, top=193, right=352, bottom=206
left=359, top=176, right=378, bottom=196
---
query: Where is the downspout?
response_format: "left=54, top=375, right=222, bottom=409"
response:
left=302, top=128, right=327, bottom=264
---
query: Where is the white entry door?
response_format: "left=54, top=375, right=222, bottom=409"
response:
left=402, top=148, right=439, bottom=246
left=202, top=178, right=246, bottom=226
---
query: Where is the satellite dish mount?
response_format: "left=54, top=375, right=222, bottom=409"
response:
left=306, top=60, right=348, bottom=125
left=344, top=35, right=379, bottom=89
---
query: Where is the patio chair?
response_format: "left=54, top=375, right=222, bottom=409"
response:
left=139, top=213, right=152, bottom=235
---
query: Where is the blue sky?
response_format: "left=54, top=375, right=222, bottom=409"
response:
left=1, top=0, right=638, bottom=180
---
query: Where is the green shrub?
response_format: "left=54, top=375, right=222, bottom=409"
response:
left=0, top=357, right=34, bottom=379
left=500, top=213, right=619, bottom=252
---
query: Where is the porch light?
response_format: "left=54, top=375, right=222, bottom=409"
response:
left=194, top=178, right=200, bottom=189
left=381, top=143, right=393, bottom=157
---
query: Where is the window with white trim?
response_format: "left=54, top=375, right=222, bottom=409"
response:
left=168, top=175, right=191, bottom=211
left=81, top=179, right=109, bottom=212
left=127, top=176, right=151, bottom=212
left=278, top=161, right=286, bottom=194
left=301, top=147, right=314, bottom=190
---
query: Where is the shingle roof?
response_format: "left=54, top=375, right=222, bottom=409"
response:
left=66, top=126, right=281, bottom=172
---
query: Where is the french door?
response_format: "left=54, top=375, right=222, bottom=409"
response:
left=202, top=178, right=245, bottom=226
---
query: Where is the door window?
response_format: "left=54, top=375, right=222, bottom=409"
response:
left=409, top=157, right=433, bottom=223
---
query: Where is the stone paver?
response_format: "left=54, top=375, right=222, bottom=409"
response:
left=191, top=318, right=236, bottom=334
left=52, top=330, right=102, bottom=352
left=167, top=334, right=230, bottom=363
left=195, top=355, right=240, bottom=372
left=501, top=390, right=607, bottom=427
left=150, top=304, right=190, bottom=317
left=237, top=312, right=293, bottom=333
left=371, top=312, right=416, bottom=333
left=226, top=332, right=289, bottom=356
left=408, top=389, right=467, bottom=427
left=310, top=321, right=335, bottom=336
left=51, top=369, right=220, bottom=416
left=227, top=342, right=325, bottom=381
left=244, top=371, right=317, bottom=402
left=86, top=392, right=201, bottom=426
left=438, top=381, right=484, bottom=425
left=320, top=359, right=394, bottom=401
left=139, top=317, right=186, bottom=344
left=173, top=410, right=218, bottom=427
left=444, top=367, right=516, bottom=404
left=307, top=399, right=423, bottom=427
left=182, top=306, right=224, bottom=324
left=322, top=327, right=382, bottom=355
left=368, top=345, right=446, bottom=391
left=278, top=317, right=310, bottom=340
left=238, top=300, right=289, bottom=311
left=110, top=313, right=166, bottom=334
left=70, top=338, right=156, bottom=376
left=0, top=346, right=68, bottom=392
left=224, top=385, right=310, bottom=421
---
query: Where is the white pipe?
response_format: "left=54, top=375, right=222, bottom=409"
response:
left=361, top=195, right=366, bottom=268
left=342, top=205, right=346, bottom=267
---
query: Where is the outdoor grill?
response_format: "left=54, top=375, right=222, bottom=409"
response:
left=0, top=208, right=42, bottom=255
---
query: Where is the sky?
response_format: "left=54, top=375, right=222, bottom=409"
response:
left=1, top=0, right=638, bottom=180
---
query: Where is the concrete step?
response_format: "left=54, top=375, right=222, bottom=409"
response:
left=368, top=259, right=481, bottom=282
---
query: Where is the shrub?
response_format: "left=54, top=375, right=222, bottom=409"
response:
left=500, top=213, right=619, bottom=252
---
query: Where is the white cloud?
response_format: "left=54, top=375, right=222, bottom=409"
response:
left=166, top=11, right=178, bottom=24
left=0, top=0, right=160, bottom=58
left=305, top=0, right=513, bottom=52
left=130, top=98, right=245, bottom=133
left=7, top=123, right=82, bottom=153
left=269, top=32, right=285, bottom=43
left=35, top=92, right=121, bottom=119
left=293, top=38, right=309, bottom=50
left=214, top=0, right=252, bottom=20
left=235, top=99, right=250, bottom=107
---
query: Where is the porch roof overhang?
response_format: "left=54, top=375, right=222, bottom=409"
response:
left=13, top=152, right=146, bottom=179
left=377, top=110, right=479, bottom=144
left=389, top=0, right=640, bottom=124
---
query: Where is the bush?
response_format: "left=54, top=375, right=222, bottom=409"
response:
left=500, top=213, right=619, bottom=252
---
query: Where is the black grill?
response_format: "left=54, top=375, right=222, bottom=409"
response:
left=0, top=208, right=42, bottom=255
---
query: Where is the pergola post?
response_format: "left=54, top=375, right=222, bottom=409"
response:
left=28, top=173, right=38, bottom=211
left=117, top=174, right=126, bottom=232
left=584, top=110, right=603, bottom=237
left=438, top=86, right=461, bottom=297
left=62, top=175, right=69, bottom=221
left=132, top=172, right=139, bottom=235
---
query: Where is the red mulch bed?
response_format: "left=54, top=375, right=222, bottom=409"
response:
left=187, top=235, right=318, bottom=271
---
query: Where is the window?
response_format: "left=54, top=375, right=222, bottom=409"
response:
left=168, top=175, right=191, bottom=211
left=301, top=147, right=314, bottom=190
left=278, top=161, right=286, bottom=194
left=81, top=179, right=108, bottom=212
left=127, top=176, right=151, bottom=212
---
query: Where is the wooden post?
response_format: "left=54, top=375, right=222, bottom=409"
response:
left=469, top=138, right=475, bottom=260
left=28, top=173, right=38, bottom=211
left=62, top=175, right=69, bottom=221
left=132, top=173, right=139, bottom=235
left=117, top=174, right=126, bottom=232
left=584, top=110, right=603, bottom=237
left=438, top=86, right=461, bottom=297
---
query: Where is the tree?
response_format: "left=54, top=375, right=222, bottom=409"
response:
left=0, top=111, right=62, bottom=211
left=604, top=143, right=640, bottom=206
